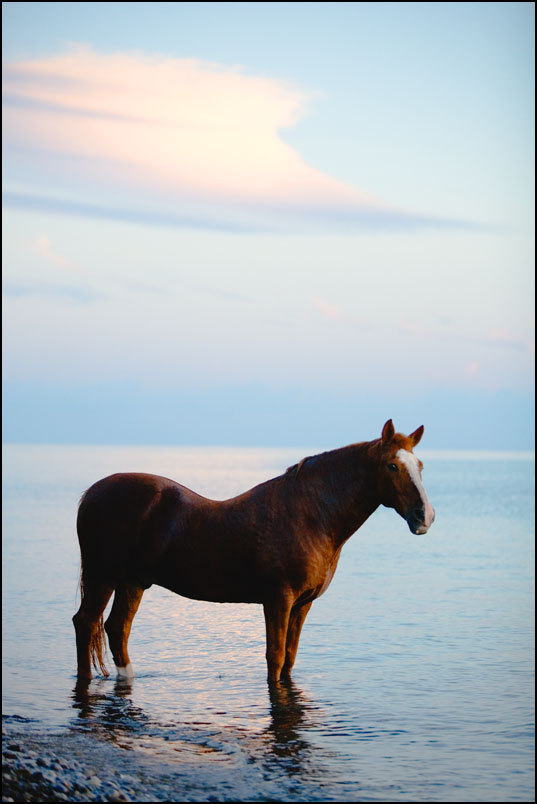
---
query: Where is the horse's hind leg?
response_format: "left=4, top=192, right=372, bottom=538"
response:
left=73, top=581, right=114, bottom=680
left=104, top=583, right=144, bottom=678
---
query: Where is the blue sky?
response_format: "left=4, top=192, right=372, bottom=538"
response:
left=2, top=2, right=534, bottom=448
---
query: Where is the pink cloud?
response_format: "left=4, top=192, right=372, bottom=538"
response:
left=311, top=296, right=370, bottom=329
left=3, top=46, right=378, bottom=208
left=3, top=45, right=470, bottom=230
left=398, top=320, right=532, bottom=352
left=466, top=360, right=480, bottom=378
left=311, top=296, right=346, bottom=321
left=486, top=329, right=533, bottom=351
left=34, top=236, right=79, bottom=273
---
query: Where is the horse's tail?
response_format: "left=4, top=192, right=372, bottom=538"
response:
left=78, top=565, right=109, bottom=677
left=77, top=502, right=110, bottom=676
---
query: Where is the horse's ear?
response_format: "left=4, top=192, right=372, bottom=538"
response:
left=409, top=425, right=424, bottom=447
left=381, top=419, right=395, bottom=443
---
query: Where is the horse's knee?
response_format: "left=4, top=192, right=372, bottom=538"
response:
left=73, top=609, right=92, bottom=636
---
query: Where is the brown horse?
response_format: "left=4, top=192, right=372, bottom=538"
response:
left=73, top=419, right=435, bottom=684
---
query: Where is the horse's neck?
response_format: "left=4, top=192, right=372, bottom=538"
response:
left=290, top=441, right=381, bottom=546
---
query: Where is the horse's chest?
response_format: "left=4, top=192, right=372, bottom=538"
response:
left=315, top=564, right=338, bottom=598
left=315, top=544, right=343, bottom=595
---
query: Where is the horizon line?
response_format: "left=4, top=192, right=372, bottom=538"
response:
left=2, top=441, right=535, bottom=460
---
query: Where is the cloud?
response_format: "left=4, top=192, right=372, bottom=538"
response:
left=34, top=235, right=79, bottom=272
left=398, top=320, right=532, bottom=353
left=2, top=189, right=264, bottom=231
left=311, top=296, right=346, bottom=322
left=2, top=279, right=100, bottom=303
left=2, top=45, right=475, bottom=231
left=465, top=361, right=480, bottom=378
left=2, top=233, right=99, bottom=302
left=311, top=296, right=369, bottom=328
left=486, top=329, right=535, bottom=352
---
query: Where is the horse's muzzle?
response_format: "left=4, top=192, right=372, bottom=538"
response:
left=407, top=505, right=435, bottom=535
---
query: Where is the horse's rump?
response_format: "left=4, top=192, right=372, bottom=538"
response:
left=77, top=473, right=187, bottom=586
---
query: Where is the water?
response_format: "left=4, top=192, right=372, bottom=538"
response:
left=2, top=444, right=535, bottom=801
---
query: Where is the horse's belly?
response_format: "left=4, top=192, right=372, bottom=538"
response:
left=148, top=526, right=277, bottom=604
left=156, top=575, right=264, bottom=605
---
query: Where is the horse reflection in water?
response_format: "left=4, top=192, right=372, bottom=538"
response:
left=73, top=420, right=434, bottom=683
left=264, top=680, right=320, bottom=775
left=72, top=678, right=149, bottom=738
left=72, top=677, right=320, bottom=780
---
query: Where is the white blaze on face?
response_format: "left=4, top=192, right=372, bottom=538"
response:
left=396, top=449, right=435, bottom=531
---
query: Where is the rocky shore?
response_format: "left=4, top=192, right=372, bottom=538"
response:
left=2, top=720, right=223, bottom=803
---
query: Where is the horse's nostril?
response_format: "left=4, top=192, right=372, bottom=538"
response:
left=415, top=508, right=425, bottom=523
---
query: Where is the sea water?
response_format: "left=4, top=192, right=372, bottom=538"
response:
left=2, top=444, right=535, bottom=801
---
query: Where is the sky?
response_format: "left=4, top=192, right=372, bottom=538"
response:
left=2, top=2, right=535, bottom=449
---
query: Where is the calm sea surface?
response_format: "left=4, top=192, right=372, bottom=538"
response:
left=2, top=444, right=535, bottom=801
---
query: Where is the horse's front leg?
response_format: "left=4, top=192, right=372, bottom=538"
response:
left=263, top=594, right=293, bottom=684
left=281, top=600, right=313, bottom=679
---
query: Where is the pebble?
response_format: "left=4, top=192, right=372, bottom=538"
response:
left=1, top=718, right=238, bottom=803
left=2, top=726, right=133, bottom=802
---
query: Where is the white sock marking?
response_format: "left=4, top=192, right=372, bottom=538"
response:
left=116, top=663, right=134, bottom=679
left=396, top=449, right=435, bottom=530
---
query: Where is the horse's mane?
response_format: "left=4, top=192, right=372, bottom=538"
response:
left=285, top=455, right=313, bottom=476
left=284, top=439, right=380, bottom=480
left=269, top=439, right=383, bottom=534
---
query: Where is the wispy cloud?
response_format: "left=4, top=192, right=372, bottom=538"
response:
left=3, top=234, right=100, bottom=303
left=3, top=45, right=476, bottom=232
left=311, top=296, right=370, bottom=329
left=398, top=320, right=533, bottom=352
left=2, top=189, right=265, bottom=231
left=2, top=279, right=101, bottom=303
left=34, top=235, right=79, bottom=272
left=312, top=302, right=532, bottom=356
left=311, top=296, right=346, bottom=322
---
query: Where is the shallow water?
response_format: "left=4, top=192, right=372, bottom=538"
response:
left=2, top=444, right=535, bottom=801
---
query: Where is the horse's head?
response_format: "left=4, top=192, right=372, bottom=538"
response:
left=376, top=419, right=435, bottom=534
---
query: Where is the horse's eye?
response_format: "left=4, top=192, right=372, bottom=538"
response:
left=388, top=463, right=398, bottom=472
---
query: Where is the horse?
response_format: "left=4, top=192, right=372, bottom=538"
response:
left=73, top=419, right=435, bottom=684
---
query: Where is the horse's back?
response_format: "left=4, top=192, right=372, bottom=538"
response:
left=79, top=471, right=205, bottom=514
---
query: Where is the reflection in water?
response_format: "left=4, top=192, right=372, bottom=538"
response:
left=71, top=675, right=320, bottom=781
left=264, top=680, right=315, bottom=775
left=71, top=677, right=149, bottom=741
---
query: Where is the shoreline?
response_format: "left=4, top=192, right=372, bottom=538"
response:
left=2, top=719, right=225, bottom=803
